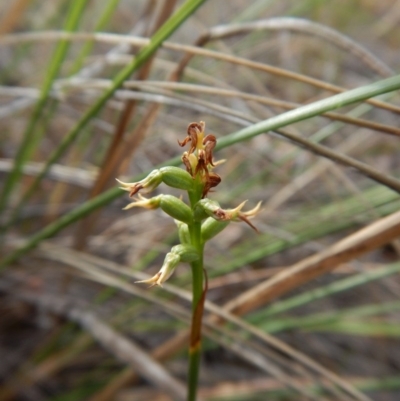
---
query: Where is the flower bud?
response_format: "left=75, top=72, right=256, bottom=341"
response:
left=201, top=217, right=230, bottom=242
left=135, top=252, right=180, bottom=287
left=160, top=166, right=194, bottom=192
left=116, top=169, right=162, bottom=197
left=159, top=195, right=193, bottom=225
left=175, top=221, right=190, bottom=244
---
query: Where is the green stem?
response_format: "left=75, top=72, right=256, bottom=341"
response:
left=186, top=184, right=205, bottom=401
left=187, top=252, right=203, bottom=401
left=189, top=222, right=204, bottom=309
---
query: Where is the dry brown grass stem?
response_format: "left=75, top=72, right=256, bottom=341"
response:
left=200, top=17, right=394, bottom=77
left=4, top=80, right=400, bottom=138
left=1, top=31, right=399, bottom=113
left=0, top=0, right=32, bottom=36
left=225, top=208, right=400, bottom=316
left=123, top=81, right=400, bottom=137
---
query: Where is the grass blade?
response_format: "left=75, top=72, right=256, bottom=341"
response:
left=0, top=0, right=89, bottom=215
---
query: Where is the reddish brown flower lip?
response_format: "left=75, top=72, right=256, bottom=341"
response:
left=178, top=122, right=204, bottom=154
left=178, top=121, right=221, bottom=198
left=202, top=172, right=221, bottom=198
left=203, top=134, right=216, bottom=167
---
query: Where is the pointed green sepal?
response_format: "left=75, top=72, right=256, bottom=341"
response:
left=159, top=195, right=193, bottom=225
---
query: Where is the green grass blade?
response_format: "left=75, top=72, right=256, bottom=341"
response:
left=0, top=0, right=89, bottom=215
left=258, top=300, right=400, bottom=333
left=69, top=0, right=121, bottom=75
left=216, top=73, right=400, bottom=154
left=254, top=261, right=400, bottom=318
left=310, top=321, right=400, bottom=337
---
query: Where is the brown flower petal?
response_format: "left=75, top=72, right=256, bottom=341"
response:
left=203, top=134, right=216, bottom=166
left=178, top=121, right=204, bottom=154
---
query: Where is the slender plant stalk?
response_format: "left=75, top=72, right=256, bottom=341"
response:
left=187, top=177, right=206, bottom=401
left=69, top=0, right=121, bottom=75
left=112, top=122, right=261, bottom=400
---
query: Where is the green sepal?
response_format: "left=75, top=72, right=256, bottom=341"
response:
left=171, top=244, right=199, bottom=263
left=159, top=195, right=193, bottom=225
left=201, top=217, right=230, bottom=242
left=160, top=166, right=194, bottom=191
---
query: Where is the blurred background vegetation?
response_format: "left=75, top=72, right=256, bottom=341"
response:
left=1, top=0, right=400, bottom=400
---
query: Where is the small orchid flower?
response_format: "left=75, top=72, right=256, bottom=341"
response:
left=135, top=245, right=198, bottom=287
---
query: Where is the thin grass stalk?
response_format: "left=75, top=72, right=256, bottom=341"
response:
left=69, top=0, right=121, bottom=75
left=259, top=300, right=400, bottom=334
left=256, top=261, right=400, bottom=318
left=2, top=73, right=400, bottom=269
left=216, top=74, right=400, bottom=150
left=0, top=0, right=89, bottom=216
left=2, top=0, right=207, bottom=230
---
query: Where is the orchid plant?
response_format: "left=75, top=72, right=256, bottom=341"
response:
left=117, top=121, right=260, bottom=401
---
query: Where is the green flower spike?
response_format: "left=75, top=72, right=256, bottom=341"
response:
left=117, top=121, right=261, bottom=401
